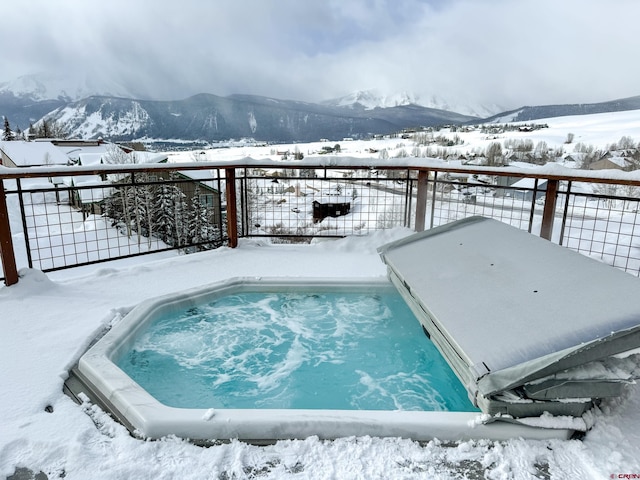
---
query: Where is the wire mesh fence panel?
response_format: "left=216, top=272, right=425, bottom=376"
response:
left=426, top=174, right=541, bottom=233
left=561, top=189, right=640, bottom=276
left=238, top=168, right=413, bottom=241
left=13, top=172, right=227, bottom=273
left=5, top=164, right=640, bottom=279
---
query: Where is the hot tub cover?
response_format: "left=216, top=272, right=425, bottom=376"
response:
left=378, top=216, right=640, bottom=417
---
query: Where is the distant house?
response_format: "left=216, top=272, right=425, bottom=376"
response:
left=563, top=153, right=586, bottom=165
left=0, top=139, right=174, bottom=220
left=64, top=151, right=169, bottom=219
left=0, top=140, right=71, bottom=167
left=510, top=177, right=548, bottom=202
left=61, top=142, right=168, bottom=217
left=588, top=156, right=634, bottom=172
left=173, top=170, right=222, bottom=224
left=67, top=177, right=114, bottom=219
left=312, top=194, right=351, bottom=223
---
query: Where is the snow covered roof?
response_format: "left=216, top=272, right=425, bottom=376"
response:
left=509, top=177, right=547, bottom=189
left=60, top=144, right=112, bottom=164
left=0, top=140, right=70, bottom=167
left=378, top=217, right=640, bottom=418
left=606, top=156, right=631, bottom=168
left=314, top=194, right=352, bottom=204
left=77, top=152, right=106, bottom=166
left=132, top=151, right=169, bottom=164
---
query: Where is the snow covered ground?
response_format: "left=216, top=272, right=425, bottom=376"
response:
left=2, top=231, right=640, bottom=479
left=164, top=109, right=640, bottom=164
left=3, top=110, right=640, bottom=479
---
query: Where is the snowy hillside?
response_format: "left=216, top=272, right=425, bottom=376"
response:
left=52, top=98, right=152, bottom=139
left=166, top=109, right=640, bottom=164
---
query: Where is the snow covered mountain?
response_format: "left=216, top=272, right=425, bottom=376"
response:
left=322, top=89, right=504, bottom=118
left=2, top=73, right=639, bottom=144
left=0, top=72, right=140, bottom=130
left=38, top=93, right=475, bottom=143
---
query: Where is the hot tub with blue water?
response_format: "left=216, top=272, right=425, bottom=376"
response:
left=75, top=278, right=574, bottom=442
left=116, top=287, right=471, bottom=412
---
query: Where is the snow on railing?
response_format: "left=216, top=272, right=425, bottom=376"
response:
left=3, top=160, right=640, bottom=285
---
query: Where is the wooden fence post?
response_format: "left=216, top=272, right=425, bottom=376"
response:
left=540, top=179, right=559, bottom=241
left=225, top=168, right=238, bottom=248
left=0, top=180, right=19, bottom=285
left=414, top=170, right=429, bottom=232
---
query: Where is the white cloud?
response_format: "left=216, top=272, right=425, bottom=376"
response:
left=1, top=0, right=639, bottom=108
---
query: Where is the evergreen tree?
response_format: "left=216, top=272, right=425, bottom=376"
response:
left=127, top=173, right=153, bottom=246
left=172, top=186, right=189, bottom=246
left=3, top=117, right=13, bottom=141
left=152, top=182, right=187, bottom=246
left=187, top=187, right=219, bottom=250
left=187, top=187, right=206, bottom=246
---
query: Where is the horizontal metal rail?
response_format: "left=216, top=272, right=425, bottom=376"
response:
left=3, top=161, right=640, bottom=285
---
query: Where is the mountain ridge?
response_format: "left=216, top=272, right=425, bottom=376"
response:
left=1, top=75, right=640, bottom=143
left=482, top=95, right=640, bottom=123
left=34, top=93, right=476, bottom=143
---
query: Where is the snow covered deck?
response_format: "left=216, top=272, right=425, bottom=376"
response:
left=378, top=216, right=640, bottom=418
left=3, top=228, right=640, bottom=477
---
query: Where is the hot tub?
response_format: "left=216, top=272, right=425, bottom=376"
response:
left=69, top=277, right=575, bottom=443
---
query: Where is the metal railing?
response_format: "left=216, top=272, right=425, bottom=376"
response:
left=3, top=160, right=640, bottom=285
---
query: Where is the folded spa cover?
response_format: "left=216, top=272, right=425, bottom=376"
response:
left=378, top=216, right=640, bottom=417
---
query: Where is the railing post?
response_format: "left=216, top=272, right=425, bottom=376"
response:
left=540, top=179, right=559, bottom=240
left=414, top=170, right=429, bottom=232
left=225, top=168, right=238, bottom=248
left=0, top=179, right=19, bottom=285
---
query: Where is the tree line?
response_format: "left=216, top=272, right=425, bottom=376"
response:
left=102, top=173, right=224, bottom=252
left=2, top=116, right=67, bottom=141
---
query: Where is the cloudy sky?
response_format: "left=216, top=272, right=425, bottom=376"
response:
left=2, top=0, right=639, bottom=110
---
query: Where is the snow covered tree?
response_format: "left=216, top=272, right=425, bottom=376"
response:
left=3, top=117, right=13, bottom=141
left=152, top=181, right=187, bottom=246
left=103, top=185, right=133, bottom=237
left=172, top=187, right=189, bottom=246
left=533, top=141, right=549, bottom=164
left=244, top=178, right=264, bottom=233
left=186, top=187, right=221, bottom=251
left=376, top=199, right=405, bottom=229
left=102, top=145, right=141, bottom=229
left=103, top=172, right=152, bottom=243
left=103, top=145, right=138, bottom=182
left=485, top=142, right=503, bottom=166
left=126, top=173, right=154, bottom=247
left=616, top=136, right=636, bottom=151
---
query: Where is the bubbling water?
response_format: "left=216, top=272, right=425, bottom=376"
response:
left=116, top=290, right=476, bottom=411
